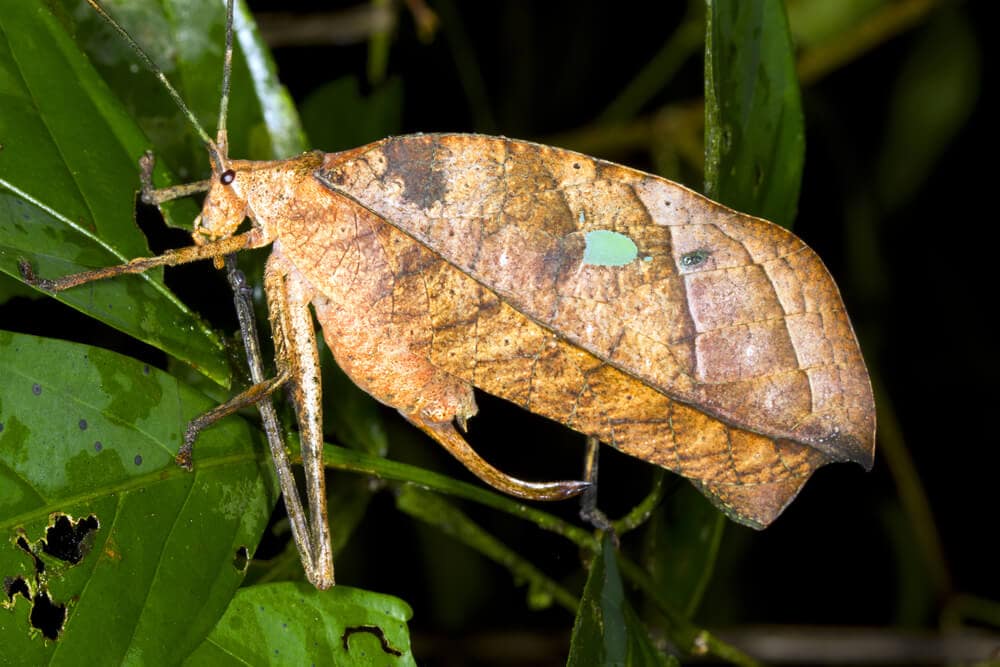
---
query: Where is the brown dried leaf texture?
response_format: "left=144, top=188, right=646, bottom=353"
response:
left=261, top=134, right=873, bottom=528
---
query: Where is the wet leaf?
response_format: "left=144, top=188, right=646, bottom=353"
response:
left=185, top=582, right=415, bottom=666
left=568, top=535, right=678, bottom=667
left=0, top=331, right=274, bottom=662
left=704, top=0, right=805, bottom=227
left=317, top=134, right=875, bottom=527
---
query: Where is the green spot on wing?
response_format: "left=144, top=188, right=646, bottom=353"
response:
left=582, top=230, right=639, bottom=266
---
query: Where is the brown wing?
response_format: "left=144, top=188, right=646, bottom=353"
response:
left=312, top=134, right=875, bottom=525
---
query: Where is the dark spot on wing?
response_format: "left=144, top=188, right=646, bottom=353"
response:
left=382, top=136, right=447, bottom=210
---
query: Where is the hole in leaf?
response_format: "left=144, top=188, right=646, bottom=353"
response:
left=342, top=625, right=403, bottom=657
left=3, top=576, right=31, bottom=603
left=42, top=514, right=100, bottom=565
left=29, top=591, right=66, bottom=641
left=16, top=535, right=44, bottom=574
left=233, top=546, right=249, bottom=572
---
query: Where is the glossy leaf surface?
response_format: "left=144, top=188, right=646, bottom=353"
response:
left=704, top=0, right=805, bottom=228
left=185, top=582, right=414, bottom=666
left=0, top=332, right=274, bottom=662
left=0, top=3, right=228, bottom=385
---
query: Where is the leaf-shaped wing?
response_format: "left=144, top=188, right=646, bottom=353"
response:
left=313, top=134, right=875, bottom=527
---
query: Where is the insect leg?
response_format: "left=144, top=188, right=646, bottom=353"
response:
left=175, top=370, right=290, bottom=469
left=263, top=254, right=334, bottom=588
left=579, top=435, right=615, bottom=536
left=139, top=151, right=210, bottom=206
left=18, top=228, right=269, bottom=292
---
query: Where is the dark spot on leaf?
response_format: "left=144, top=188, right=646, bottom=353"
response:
left=233, top=546, right=249, bottom=572
left=30, top=591, right=66, bottom=641
left=342, top=625, right=403, bottom=657
left=143, top=365, right=151, bottom=375
left=32, top=383, right=41, bottom=396
left=0, top=422, right=4, bottom=432
left=134, top=454, right=143, bottom=466
left=679, top=249, right=711, bottom=268
left=43, top=514, right=99, bottom=565
left=94, top=441, right=103, bottom=452
left=78, top=419, right=87, bottom=431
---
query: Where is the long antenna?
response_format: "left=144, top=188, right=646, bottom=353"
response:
left=216, top=0, right=235, bottom=160
left=85, top=0, right=217, bottom=154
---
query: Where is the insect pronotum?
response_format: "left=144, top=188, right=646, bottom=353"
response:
left=17, top=1, right=876, bottom=590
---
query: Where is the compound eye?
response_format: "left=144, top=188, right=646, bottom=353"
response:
left=220, top=169, right=236, bottom=185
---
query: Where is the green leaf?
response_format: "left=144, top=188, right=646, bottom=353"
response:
left=704, top=0, right=805, bottom=228
left=64, top=0, right=306, bottom=171
left=0, top=2, right=230, bottom=385
left=642, top=484, right=725, bottom=618
left=567, top=535, right=678, bottom=667
left=0, top=331, right=275, bottom=663
left=185, top=582, right=415, bottom=666
left=301, top=76, right=403, bottom=152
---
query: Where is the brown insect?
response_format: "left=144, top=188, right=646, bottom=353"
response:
left=18, top=1, right=875, bottom=589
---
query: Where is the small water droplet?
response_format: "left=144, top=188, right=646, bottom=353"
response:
left=32, top=383, right=41, bottom=396
left=143, top=365, right=151, bottom=375
left=79, top=419, right=88, bottom=431
left=134, top=454, right=143, bottom=466
left=94, top=441, right=103, bottom=452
